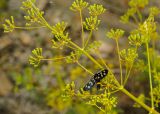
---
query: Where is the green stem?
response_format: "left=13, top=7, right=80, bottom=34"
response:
left=115, top=39, right=123, bottom=85
left=65, top=44, right=77, bottom=50
left=69, top=41, right=103, bottom=69
left=80, top=10, right=84, bottom=48
left=41, top=56, right=66, bottom=61
left=137, top=9, right=142, bottom=22
left=76, top=61, right=94, bottom=75
left=95, top=104, right=105, bottom=113
left=15, top=26, right=46, bottom=29
left=123, top=63, right=133, bottom=85
left=152, top=39, right=157, bottom=75
left=131, top=15, right=139, bottom=24
left=146, top=43, right=154, bottom=109
left=84, top=30, right=92, bottom=48
left=95, top=51, right=109, bottom=70
left=121, top=87, right=159, bottom=114
left=124, top=46, right=138, bottom=85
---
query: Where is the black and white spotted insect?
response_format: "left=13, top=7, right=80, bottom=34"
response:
left=83, top=69, right=108, bottom=91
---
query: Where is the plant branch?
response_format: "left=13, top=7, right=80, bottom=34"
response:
left=95, top=50, right=110, bottom=71
left=41, top=56, right=66, bottom=61
left=69, top=41, right=103, bottom=69
left=136, top=9, right=142, bottom=23
left=146, top=43, right=154, bottom=109
left=123, top=63, right=133, bottom=86
left=76, top=61, right=94, bottom=75
left=84, top=30, right=92, bottom=48
left=120, top=87, right=159, bottom=114
left=123, top=46, right=138, bottom=86
left=15, top=26, right=46, bottom=29
left=115, top=39, right=123, bottom=85
left=80, top=10, right=84, bottom=48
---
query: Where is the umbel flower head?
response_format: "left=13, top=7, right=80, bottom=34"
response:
left=83, top=16, right=100, bottom=31
left=120, top=48, right=138, bottom=66
left=29, top=48, right=44, bottom=67
left=51, top=22, right=70, bottom=50
left=138, top=16, right=156, bottom=42
left=52, top=21, right=67, bottom=35
left=120, top=8, right=136, bottom=23
left=88, top=4, right=106, bottom=16
left=149, top=7, right=160, bottom=17
left=128, top=33, right=144, bottom=47
left=21, top=0, right=44, bottom=26
left=62, top=81, right=76, bottom=99
left=86, top=93, right=117, bottom=112
left=106, top=29, right=125, bottom=40
left=3, top=16, right=15, bottom=32
left=120, top=0, right=148, bottom=23
left=70, top=0, right=88, bottom=11
left=129, top=0, right=148, bottom=8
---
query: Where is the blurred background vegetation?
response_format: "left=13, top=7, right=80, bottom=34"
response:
left=0, top=0, right=160, bottom=114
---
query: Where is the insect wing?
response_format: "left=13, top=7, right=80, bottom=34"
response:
left=83, top=69, right=108, bottom=91
left=94, top=69, right=108, bottom=82
left=101, top=69, right=108, bottom=78
left=83, top=77, right=96, bottom=91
